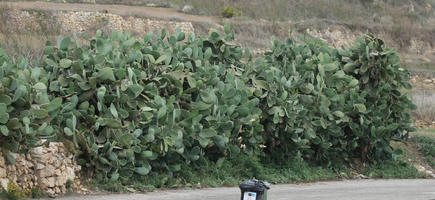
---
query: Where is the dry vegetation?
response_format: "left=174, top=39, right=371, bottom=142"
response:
left=173, top=0, right=435, bottom=50
left=410, top=90, right=435, bottom=125
left=4, top=0, right=435, bottom=50
left=0, top=4, right=59, bottom=60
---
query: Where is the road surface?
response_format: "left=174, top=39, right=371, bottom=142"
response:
left=49, top=179, right=435, bottom=200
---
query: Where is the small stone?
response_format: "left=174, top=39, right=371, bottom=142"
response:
left=416, top=165, right=426, bottom=172
left=0, top=178, right=8, bottom=189
left=0, top=155, right=4, bottom=166
left=11, top=175, right=17, bottom=183
left=46, top=188, right=55, bottom=197
left=55, top=160, right=63, bottom=168
left=7, top=165, right=16, bottom=172
left=56, top=177, right=67, bottom=186
left=182, top=5, right=193, bottom=13
left=40, top=178, right=49, bottom=188
left=423, top=79, right=433, bottom=83
left=49, top=156, right=57, bottom=164
left=35, top=163, right=45, bottom=170
left=54, top=187, right=60, bottom=194
left=66, top=167, right=75, bottom=180
left=26, top=161, right=34, bottom=168
left=31, top=147, right=43, bottom=157
left=9, top=153, right=19, bottom=160
left=55, top=169, right=62, bottom=176
left=45, top=165, right=55, bottom=177
left=354, top=174, right=369, bottom=179
left=47, top=177, right=56, bottom=188
left=0, top=168, right=6, bottom=178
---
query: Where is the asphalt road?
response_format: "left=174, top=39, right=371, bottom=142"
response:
left=49, top=179, right=435, bottom=200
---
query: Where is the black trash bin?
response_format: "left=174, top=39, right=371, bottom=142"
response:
left=239, top=179, right=270, bottom=200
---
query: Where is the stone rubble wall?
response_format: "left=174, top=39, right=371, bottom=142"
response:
left=57, top=11, right=195, bottom=35
left=5, top=9, right=195, bottom=36
left=0, top=142, right=81, bottom=197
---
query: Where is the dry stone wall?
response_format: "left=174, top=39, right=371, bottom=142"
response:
left=0, top=142, right=81, bottom=197
left=58, top=11, right=195, bottom=35
left=4, top=9, right=195, bottom=36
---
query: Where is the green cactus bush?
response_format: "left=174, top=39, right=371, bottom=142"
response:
left=0, top=25, right=415, bottom=181
left=38, top=27, right=263, bottom=181
left=255, top=34, right=415, bottom=165
left=0, top=46, right=55, bottom=164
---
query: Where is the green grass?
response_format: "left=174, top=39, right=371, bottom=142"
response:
left=83, top=153, right=427, bottom=193
left=363, top=160, right=427, bottom=179
left=0, top=190, right=20, bottom=200
left=420, top=129, right=435, bottom=133
left=412, top=134, right=435, bottom=168
left=85, top=154, right=343, bottom=192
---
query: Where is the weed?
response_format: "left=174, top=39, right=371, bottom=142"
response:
left=410, top=90, right=435, bottom=123
left=364, top=160, right=427, bottom=178
left=85, top=179, right=127, bottom=192
left=0, top=181, right=28, bottom=200
left=412, top=134, right=435, bottom=168
left=221, top=6, right=240, bottom=18
left=82, top=150, right=429, bottom=192
left=30, top=187, right=40, bottom=198
left=84, top=153, right=343, bottom=191
left=66, top=179, right=73, bottom=189
left=0, top=190, right=19, bottom=200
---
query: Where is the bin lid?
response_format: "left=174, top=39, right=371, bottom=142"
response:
left=239, top=179, right=270, bottom=192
